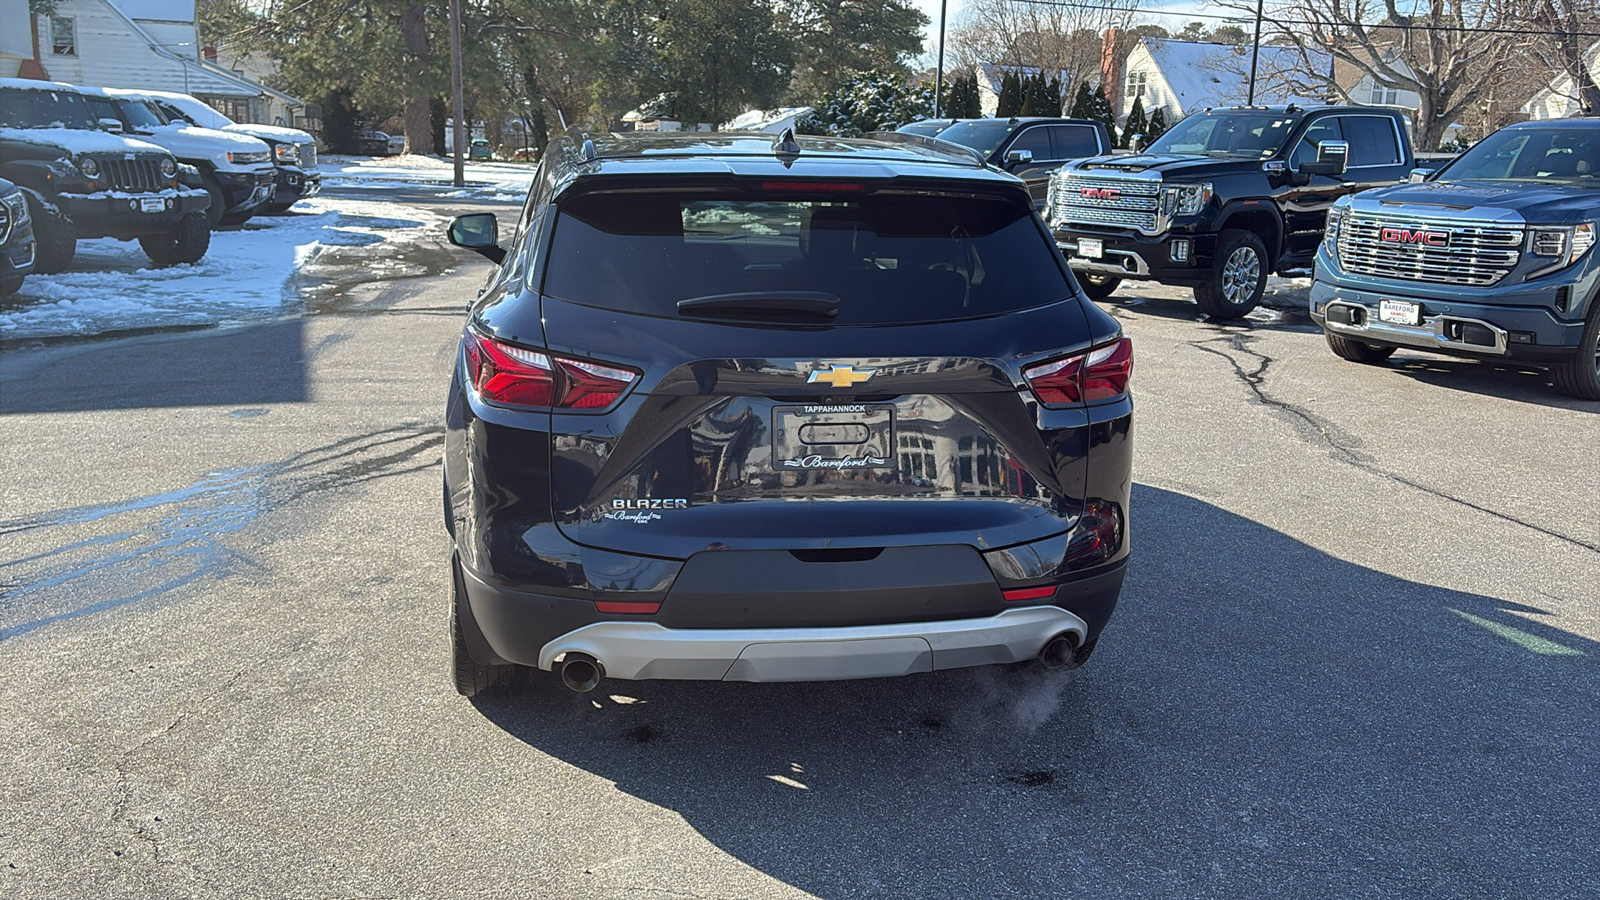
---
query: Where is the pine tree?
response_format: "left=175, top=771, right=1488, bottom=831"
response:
left=1147, top=107, right=1170, bottom=142
left=1069, top=82, right=1093, bottom=119
left=1018, top=72, right=1039, bottom=116
left=997, top=71, right=1022, bottom=118
left=964, top=73, right=983, bottom=117
left=1046, top=76, right=1063, bottom=116
left=1121, top=96, right=1147, bottom=149
left=1088, top=82, right=1118, bottom=146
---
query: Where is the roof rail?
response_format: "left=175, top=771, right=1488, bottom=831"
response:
left=862, top=131, right=988, bottom=168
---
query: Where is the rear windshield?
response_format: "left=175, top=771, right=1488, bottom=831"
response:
left=542, top=191, right=1072, bottom=325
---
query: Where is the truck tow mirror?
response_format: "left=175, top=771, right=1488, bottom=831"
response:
left=448, top=213, right=506, bottom=264
left=1129, top=134, right=1145, bottom=153
left=1300, top=140, right=1349, bottom=177
left=1004, top=149, right=1034, bottom=169
left=1409, top=168, right=1431, bottom=183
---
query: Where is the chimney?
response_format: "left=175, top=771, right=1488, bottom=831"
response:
left=1101, top=27, right=1122, bottom=113
left=202, top=46, right=217, bottom=61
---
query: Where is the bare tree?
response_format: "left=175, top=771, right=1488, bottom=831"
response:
left=946, top=0, right=1142, bottom=98
left=1527, top=0, right=1600, bottom=114
left=1221, top=0, right=1519, bottom=149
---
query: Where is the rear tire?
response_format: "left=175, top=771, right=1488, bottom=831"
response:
left=0, top=274, right=21, bottom=297
left=1325, top=331, right=1397, bottom=365
left=139, top=212, right=211, bottom=267
left=1552, top=301, right=1600, bottom=400
left=25, top=193, right=75, bottom=275
left=264, top=201, right=295, bottom=214
left=1077, top=273, right=1122, bottom=301
left=200, top=173, right=227, bottom=228
left=1194, top=229, right=1267, bottom=319
left=219, top=208, right=255, bottom=227
left=450, top=553, right=520, bottom=697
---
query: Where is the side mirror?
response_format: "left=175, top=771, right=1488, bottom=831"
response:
left=448, top=213, right=506, bottom=265
left=1408, top=167, right=1432, bottom=183
left=1299, top=139, right=1349, bottom=177
left=98, top=117, right=124, bottom=134
left=1004, top=148, right=1034, bottom=169
left=1129, top=134, right=1145, bottom=153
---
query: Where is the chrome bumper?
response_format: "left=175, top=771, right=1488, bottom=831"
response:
left=536, top=607, right=1090, bottom=683
left=1057, top=240, right=1151, bottom=277
left=1323, top=300, right=1510, bottom=356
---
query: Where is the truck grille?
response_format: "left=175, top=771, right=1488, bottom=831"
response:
left=1051, top=175, right=1160, bottom=234
left=1337, top=216, right=1523, bottom=286
left=93, top=156, right=167, bottom=193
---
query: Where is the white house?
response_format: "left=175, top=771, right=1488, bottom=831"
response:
left=1523, top=42, right=1600, bottom=119
left=722, top=107, right=813, bottom=133
left=24, top=0, right=312, bottom=128
left=1119, top=38, right=1328, bottom=121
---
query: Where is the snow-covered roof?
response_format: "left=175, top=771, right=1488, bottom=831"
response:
left=0, top=77, right=81, bottom=91
left=722, top=107, right=812, bottom=131
left=1142, top=39, right=1326, bottom=112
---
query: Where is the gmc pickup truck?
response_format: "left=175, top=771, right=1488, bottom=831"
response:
left=1047, top=105, right=1414, bottom=317
left=1311, top=117, right=1600, bottom=400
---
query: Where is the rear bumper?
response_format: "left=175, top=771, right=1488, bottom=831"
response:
left=537, top=606, right=1091, bottom=682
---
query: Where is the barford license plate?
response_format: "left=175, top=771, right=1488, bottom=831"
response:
left=140, top=198, right=165, bottom=213
left=773, top=405, right=894, bottom=471
left=1078, top=237, right=1104, bottom=259
left=1378, top=299, right=1421, bottom=326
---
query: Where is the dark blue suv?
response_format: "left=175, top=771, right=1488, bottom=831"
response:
left=441, top=131, right=1134, bottom=696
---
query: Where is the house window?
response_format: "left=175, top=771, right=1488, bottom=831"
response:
left=1127, top=71, right=1148, bottom=99
left=50, top=17, right=77, bottom=56
left=1370, top=85, right=1400, bottom=106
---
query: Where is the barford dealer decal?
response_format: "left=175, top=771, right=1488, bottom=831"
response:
left=602, top=498, right=689, bottom=524
left=782, top=454, right=890, bottom=469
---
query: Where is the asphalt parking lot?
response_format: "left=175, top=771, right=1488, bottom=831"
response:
left=2, top=197, right=1597, bottom=898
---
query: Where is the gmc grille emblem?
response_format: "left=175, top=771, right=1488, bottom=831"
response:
left=1379, top=227, right=1449, bottom=247
left=1081, top=188, right=1120, bottom=200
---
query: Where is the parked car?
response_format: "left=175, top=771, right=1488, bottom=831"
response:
left=0, top=78, right=211, bottom=273
left=355, top=129, right=405, bottom=156
left=468, top=138, right=492, bottom=160
left=1311, top=117, right=1600, bottom=400
left=895, top=118, right=955, bottom=138
left=80, top=86, right=276, bottom=227
left=0, top=177, right=35, bottom=296
left=925, top=117, right=1114, bottom=209
left=132, top=89, right=321, bottom=214
left=1047, top=105, right=1415, bottom=315
left=512, top=147, right=538, bottom=162
left=440, top=130, right=1133, bottom=696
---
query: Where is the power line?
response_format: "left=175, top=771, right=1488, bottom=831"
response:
left=1009, top=0, right=1600, bottom=40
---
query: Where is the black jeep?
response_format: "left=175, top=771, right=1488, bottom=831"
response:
left=0, top=79, right=211, bottom=273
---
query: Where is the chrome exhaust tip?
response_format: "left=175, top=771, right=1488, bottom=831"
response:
left=558, top=653, right=603, bottom=692
left=1039, top=632, right=1080, bottom=670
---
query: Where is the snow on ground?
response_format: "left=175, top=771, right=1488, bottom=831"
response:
left=0, top=195, right=446, bottom=342
left=319, top=153, right=536, bottom=189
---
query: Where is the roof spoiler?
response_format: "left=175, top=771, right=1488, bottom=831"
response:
left=861, top=131, right=988, bottom=168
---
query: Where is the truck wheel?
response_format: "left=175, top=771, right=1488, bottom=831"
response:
left=1551, top=301, right=1600, bottom=400
left=1194, top=229, right=1267, bottom=319
left=25, top=193, right=76, bottom=275
left=219, top=209, right=255, bottom=227
left=263, top=201, right=294, bottom=214
left=200, top=173, right=227, bottom=228
left=138, top=212, right=211, bottom=267
left=450, top=552, right=521, bottom=697
left=0, top=274, right=22, bottom=297
left=1325, top=331, right=1397, bottom=365
left=1077, top=273, right=1122, bottom=300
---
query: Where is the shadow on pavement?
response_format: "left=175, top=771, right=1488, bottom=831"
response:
left=471, top=485, right=1599, bottom=898
left=1382, top=353, right=1599, bottom=411
left=0, top=316, right=307, bottom=414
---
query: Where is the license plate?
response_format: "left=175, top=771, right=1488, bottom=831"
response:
left=140, top=198, right=165, bottom=213
left=773, top=405, right=894, bottom=471
left=1378, top=299, right=1421, bottom=325
left=1078, top=238, right=1103, bottom=259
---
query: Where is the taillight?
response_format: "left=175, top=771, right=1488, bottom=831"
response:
left=1023, top=337, right=1133, bottom=406
left=464, top=327, right=638, bottom=410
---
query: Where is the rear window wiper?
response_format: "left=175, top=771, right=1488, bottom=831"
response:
left=676, top=292, right=840, bottom=319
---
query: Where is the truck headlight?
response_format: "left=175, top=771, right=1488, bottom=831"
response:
left=1045, top=175, right=1058, bottom=223
left=273, top=143, right=298, bottom=164
left=159, top=157, right=178, bottom=177
left=1324, top=205, right=1348, bottom=252
left=78, top=155, right=100, bottom=177
left=1160, top=182, right=1212, bottom=217
left=1527, top=223, right=1596, bottom=279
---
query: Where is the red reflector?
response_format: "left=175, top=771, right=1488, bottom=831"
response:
left=1003, top=586, right=1057, bottom=602
left=595, top=601, right=662, bottom=615
left=759, top=181, right=866, bottom=193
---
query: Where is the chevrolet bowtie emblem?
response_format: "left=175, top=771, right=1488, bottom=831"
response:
left=807, top=365, right=876, bottom=388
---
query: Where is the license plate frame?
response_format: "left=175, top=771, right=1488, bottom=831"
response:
left=140, top=198, right=165, bottom=214
left=773, top=404, right=895, bottom=471
left=1378, top=299, right=1422, bottom=326
left=1078, top=237, right=1104, bottom=259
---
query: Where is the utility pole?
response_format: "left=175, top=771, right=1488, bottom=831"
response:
left=1247, top=0, right=1264, bottom=105
left=933, top=0, right=948, bottom=118
left=449, top=0, right=465, bottom=188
